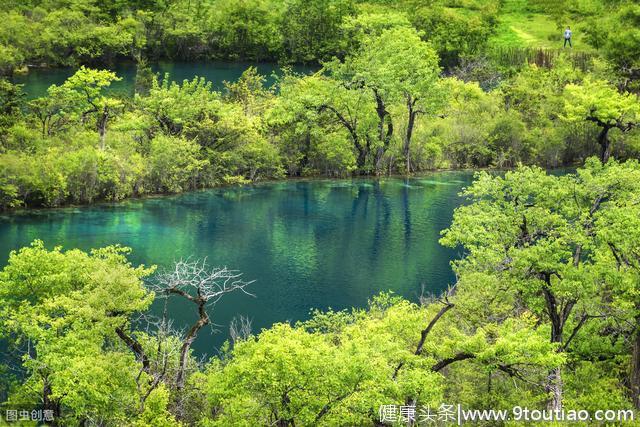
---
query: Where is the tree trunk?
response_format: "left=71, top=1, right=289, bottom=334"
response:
left=373, top=89, right=393, bottom=174
left=116, top=326, right=150, bottom=372
left=99, top=128, right=106, bottom=150
left=404, top=96, right=417, bottom=175
left=98, top=107, right=109, bottom=150
left=546, top=367, right=563, bottom=412
left=356, top=144, right=368, bottom=171
left=176, top=300, right=209, bottom=390
left=546, top=330, right=564, bottom=411
left=43, top=376, right=60, bottom=427
left=543, top=284, right=565, bottom=411
left=297, top=130, right=311, bottom=176
left=598, top=125, right=612, bottom=163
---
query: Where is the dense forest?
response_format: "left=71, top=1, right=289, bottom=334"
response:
left=1, top=0, right=640, bottom=425
left=1, top=0, right=639, bottom=209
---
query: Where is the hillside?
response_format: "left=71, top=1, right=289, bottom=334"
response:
left=489, top=0, right=595, bottom=53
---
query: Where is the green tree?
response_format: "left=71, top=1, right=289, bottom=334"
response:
left=205, top=297, right=444, bottom=426
left=134, top=57, right=156, bottom=96
left=138, top=74, right=222, bottom=140
left=0, top=151, right=68, bottom=208
left=269, top=72, right=376, bottom=173
left=147, top=135, right=208, bottom=193
left=410, top=3, right=497, bottom=67
left=28, top=84, right=83, bottom=138
left=60, top=66, right=124, bottom=148
left=265, top=73, right=356, bottom=176
left=604, top=4, right=640, bottom=84
left=280, top=0, right=355, bottom=62
left=564, top=78, right=640, bottom=162
left=433, top=78, right=497, bottom=168
left=0, top=79, right=24, bottom=137
left=204, top=291, right=560, bottom=425
left=0, top=241, right=180, bottom=425
left=207, top=0, right=283, bottom=61
left=339, top=10, right=412, bottom=53
left=330, top=27, right=444, bottom=173
left=223, top=66, right=271, bottom=117
left=29, top=67, right=124, bottom=145
left=441, top=158, right=640, bottom=410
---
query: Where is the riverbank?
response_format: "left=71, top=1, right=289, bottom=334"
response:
left=0, top=165, right=577, bottom=214
left=2, top=21, right=629, bottom=212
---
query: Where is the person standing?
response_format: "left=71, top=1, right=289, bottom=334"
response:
left=564, top=26, right=572, bottom=48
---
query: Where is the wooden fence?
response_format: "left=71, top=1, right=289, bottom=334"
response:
left=489, top=46, right=594, bottom=70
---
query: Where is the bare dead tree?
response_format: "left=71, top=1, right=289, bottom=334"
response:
left=229, top=315, right=253, bottom=345
left=152, top=259, right=254, bottom=390
left=134, top=304, right=182, bottom=412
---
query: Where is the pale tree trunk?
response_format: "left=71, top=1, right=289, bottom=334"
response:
left=543, top=283, right=567, bottom=412
left=98, top=106, right=109, bottom=150
left=546, top=367, right=563, bottom=412
left=546, top=325, right=564, bottom=412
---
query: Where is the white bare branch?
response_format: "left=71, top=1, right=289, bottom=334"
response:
left=230, top=315, right=253, bottom=344
left=150, top=258, right=255, bottom=391
left=152, top=258, right=255, bottom=304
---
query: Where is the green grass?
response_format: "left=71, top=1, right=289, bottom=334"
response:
left=488, top=0, right=594, bottom=53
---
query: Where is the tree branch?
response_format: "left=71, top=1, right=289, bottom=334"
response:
left=432, top=352, right=476, bottom=372
left=115, top=326, right=150, bottom=373
left=392, top=294, right=455, bottom=380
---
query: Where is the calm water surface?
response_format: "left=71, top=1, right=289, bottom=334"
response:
left=13, top=61, right=315, bottom=98
left=0, top=173, right=473, bottom=354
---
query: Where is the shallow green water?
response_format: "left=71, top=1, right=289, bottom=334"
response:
left=13, top=61, right=315, bottom=99
left=0, top=173, right=473, bottom=354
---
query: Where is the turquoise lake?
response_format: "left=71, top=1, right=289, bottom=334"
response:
left=13, top=61, right=315, bottom=98
left=0, top=173, right=474, bottom=354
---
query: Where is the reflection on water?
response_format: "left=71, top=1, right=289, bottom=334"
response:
left=0, top=173, right=473, bottom=355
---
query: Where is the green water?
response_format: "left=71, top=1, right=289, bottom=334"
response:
left=0, top=173, right=473, bottom=354
left=13, top=61, right=315, bottom=99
